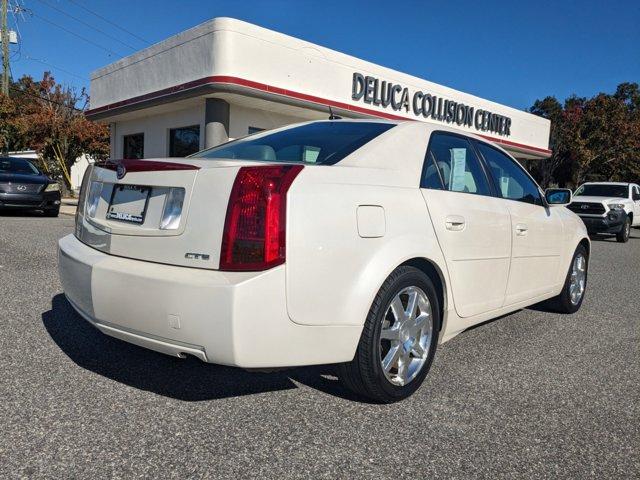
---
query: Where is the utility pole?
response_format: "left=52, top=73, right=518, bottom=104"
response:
left=1, top=0, right=8, bottom=95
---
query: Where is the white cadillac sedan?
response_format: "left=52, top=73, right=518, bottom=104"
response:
left=59, top=120, right=589, bottom=403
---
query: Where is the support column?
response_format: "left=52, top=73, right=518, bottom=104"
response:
left=109, top=123, right=117, bottom=158
left=204, top=98, right=230, bottom=149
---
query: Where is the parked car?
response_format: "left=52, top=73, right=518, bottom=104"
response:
left=567, top=182, right=640, bottom=243
left=0, top=157, right=61, bottom=216
left=58, top=120, right=590, bottom=402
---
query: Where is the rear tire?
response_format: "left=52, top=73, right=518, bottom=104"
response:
left=338, top=266, right=439, bottom=403
left=545, top=245, right=588, bottom=314
left=616, top=217, right=631, bottom=243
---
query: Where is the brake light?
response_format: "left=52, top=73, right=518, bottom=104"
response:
left=74, top=165, right=93, bottom=236
left=220, top=165, right=303, bottom=271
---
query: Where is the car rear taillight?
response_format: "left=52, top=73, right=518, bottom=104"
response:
left=220, top=165, right=303, bottom=271
left=74, top=165, right=93, bottom=235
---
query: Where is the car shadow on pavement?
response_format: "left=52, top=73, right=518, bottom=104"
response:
left=42, top=294, right=362, bottom=402
left=589, top=233, right=640, bottom=242
left=0, top=210, right=45, bottom=217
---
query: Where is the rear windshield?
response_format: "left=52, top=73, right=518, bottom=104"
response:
left=190, top=121, right=395, bottom=165
left=575, top=184, right=628, bottom=198
left=0, top=157, right=40, bottom=175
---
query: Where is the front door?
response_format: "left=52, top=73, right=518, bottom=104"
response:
left=420, top=132, right=511, bottom=318
left=632, top=185, right=640, bottom=225
left=475, top=142, right=563, bottom=305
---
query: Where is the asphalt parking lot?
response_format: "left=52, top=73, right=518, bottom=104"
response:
left=1, top=213, right=638, bottom=479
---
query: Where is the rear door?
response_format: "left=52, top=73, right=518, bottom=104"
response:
left=420, top=132, right=511, bottom=318
left=475, top=142, right=563, bottom=304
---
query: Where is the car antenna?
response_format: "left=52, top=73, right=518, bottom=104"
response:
left=328, top=106, right=342, bottom=120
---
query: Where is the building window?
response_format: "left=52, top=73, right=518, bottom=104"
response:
left=248, top=126, right=264, bottom=135
left=169, top=125, right=200, bottom=157
left=123, top=133, right=144, bottom=159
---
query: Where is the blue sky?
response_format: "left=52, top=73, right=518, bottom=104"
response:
left=10, top=0, right=640, bottom=110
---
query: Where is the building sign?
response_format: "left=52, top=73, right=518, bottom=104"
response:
left=351, top=73, right=512, bottom=136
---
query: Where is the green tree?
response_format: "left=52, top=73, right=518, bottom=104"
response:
left=529, top=96, right=564, bottom=187
left=1, top=72, right=110, bottom=191
left=529, top=83, right=640, bottom=187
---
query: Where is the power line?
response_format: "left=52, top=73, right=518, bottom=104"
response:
left=30, top=10, right=124, bottom=57
left=24, top=55, right=86, bottom=80
left=9, top=0, right=23, bottom=61
left=66, top=0, right=151, bottom=46
left=9, top=84, right=84, bottom=112
left=34, top=0, right=138, bottom=51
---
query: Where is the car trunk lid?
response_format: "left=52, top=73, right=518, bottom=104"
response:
left=76, top=158, right=252, bottom=269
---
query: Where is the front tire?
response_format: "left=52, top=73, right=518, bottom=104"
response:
left=338, top=266, right=439, bottom=403
left=616, top=217, right=631, bottom=243
left=44, top=208, right=59, bottom=217
left=545, top=245, right=588, bottom=313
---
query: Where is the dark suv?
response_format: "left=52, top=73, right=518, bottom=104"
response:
left=0, top=157, right=61, bottom=216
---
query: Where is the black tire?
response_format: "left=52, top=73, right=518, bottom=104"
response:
left=338, top=266, right=440, bottom=403
left=616, top=217, right=631, bottom=243
left=545, top=244, right=588, bottom=314
left=43, top=208, right=59, bottom=217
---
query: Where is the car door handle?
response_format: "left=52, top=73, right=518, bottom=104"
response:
left=515, top=224, right=528, bottom=236
left=445, top=215, right=466, bottom=231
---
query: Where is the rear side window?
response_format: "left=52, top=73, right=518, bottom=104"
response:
left=191, top=122, right=395, bottom=165
left=421, top=133, right=490, bottom=196
left=476, top=142, right=542, bottom=206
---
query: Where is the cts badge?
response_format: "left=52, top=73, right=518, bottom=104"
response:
left=116, top=163, right=126, bottom=179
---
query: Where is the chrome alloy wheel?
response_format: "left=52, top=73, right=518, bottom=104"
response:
left=380, top=286, right=433, bottom=386
left=569, top=253, right=587, bottom=305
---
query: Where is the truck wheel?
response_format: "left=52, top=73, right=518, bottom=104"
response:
left=338, top=266, right=439, bottom=403
left=616, top=217, right=630, bottom=243
left=545, top=245, right=588, bottom=314
left=44, top=208, right=59, bottom=218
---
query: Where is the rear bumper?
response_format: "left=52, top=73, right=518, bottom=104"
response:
left=578, top=211, right=627, bottom=234
left=0, top=191, right=61, bottom=209
left=57, top=234, right=361, bottom=368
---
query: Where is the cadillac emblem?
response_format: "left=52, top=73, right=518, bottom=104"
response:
left=116, top=163, right=126, bottom=180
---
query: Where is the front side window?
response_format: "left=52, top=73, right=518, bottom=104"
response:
left=191, top=121, right=395, bottom=165
left=574, top=184, right=628, bottom=198
left=123, top=133, right=144, bottom=159
left=421, top=133, right=490, bottom=196
left=169, top=125, right=200, bottom=157
left=0, top=157, right=39, bottom=175
left=477, top=142, right=542, bottom=206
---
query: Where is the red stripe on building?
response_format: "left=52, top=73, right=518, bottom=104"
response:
left=86, top=75, right=552, bottom=156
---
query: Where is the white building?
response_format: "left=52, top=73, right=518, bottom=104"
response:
left=87, top=17, right=551, bottom=161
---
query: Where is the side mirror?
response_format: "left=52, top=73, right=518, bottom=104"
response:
left=633, top=193, right=640, bottom=201
left=545, top=188, right=572, bottom=206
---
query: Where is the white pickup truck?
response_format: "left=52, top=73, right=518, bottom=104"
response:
left=567, top=182, right=640, bottom=242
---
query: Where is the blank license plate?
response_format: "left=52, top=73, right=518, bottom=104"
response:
left=107, top=185, right=150, bottom=224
